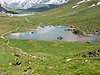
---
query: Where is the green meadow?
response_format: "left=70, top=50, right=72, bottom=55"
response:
left=0, top=0, right=100, bottom=75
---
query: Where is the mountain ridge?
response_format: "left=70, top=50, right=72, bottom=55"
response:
left=0, top=3, right=18, bottom=14
left=0, top=0, right=68, bottom=9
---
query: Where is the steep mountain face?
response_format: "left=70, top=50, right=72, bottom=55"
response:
left=0, top=0, right=68, bottom=9
left=0, top=4, right=7, bottom=12
left=0, top=3, right=18, bottom=14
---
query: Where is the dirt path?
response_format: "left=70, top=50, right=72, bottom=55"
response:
left=0, top=27, right=41, bottom=59
left=1, top=27, right=20, bottom=49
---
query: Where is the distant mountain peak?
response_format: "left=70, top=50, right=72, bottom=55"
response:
left=0, top=0, right=68, bottom=9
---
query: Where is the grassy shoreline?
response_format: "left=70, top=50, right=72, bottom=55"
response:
left=0, top=0, right=100, bottom=74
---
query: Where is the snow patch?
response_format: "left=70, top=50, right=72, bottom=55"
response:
left=88, top=4, right=95, bottom=8
left=45, top=0, right=68, bottom=4
left=76, top=0, right=91, bottom=5
left=88, top=2, right=100, bottom=8
left=97, top=2, right=100, bottom=5
left=72, top=5, right=79, bottom=8
left=72, top=0, right=91, bottom=9
left=87, top=0, right=91, bottom=2
left=76, top=0, right=85, bottom=5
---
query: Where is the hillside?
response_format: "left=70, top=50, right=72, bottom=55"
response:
left=31, top=0, right=100, bottom=34
left=0, top=0, right=100, bottom=75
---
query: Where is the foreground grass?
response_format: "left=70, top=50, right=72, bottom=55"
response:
left=9, top=39, right=100, bottom=57
left=0, top=38, right=100, bottom=75
left=0, top=0, right=100, bottom=74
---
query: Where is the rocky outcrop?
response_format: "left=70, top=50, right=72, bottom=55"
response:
left=81, top=50, right=100, bottom=57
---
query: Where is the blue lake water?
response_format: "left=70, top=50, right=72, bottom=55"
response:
left=5, top=26, right=100, bottom=43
